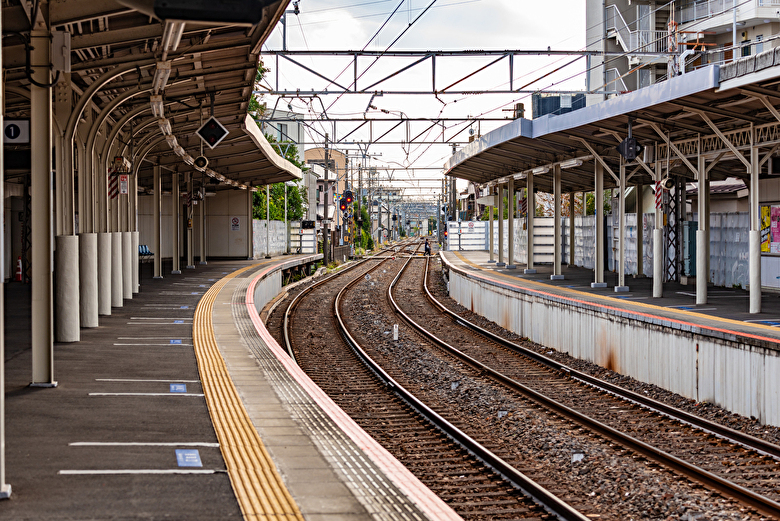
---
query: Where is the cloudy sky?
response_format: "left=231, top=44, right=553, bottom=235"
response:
left=258, top=0, right=587, bottom=195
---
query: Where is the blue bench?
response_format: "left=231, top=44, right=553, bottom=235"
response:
left=139, top=244, right=154, bottom=262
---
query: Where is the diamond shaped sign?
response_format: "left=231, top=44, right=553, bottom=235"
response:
left=196, top=116, right=228, bottom=149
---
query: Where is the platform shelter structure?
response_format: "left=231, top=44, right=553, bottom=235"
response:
left=0, top=0, right=301, bottom=498
left=445, top=59, right=780, bottom=315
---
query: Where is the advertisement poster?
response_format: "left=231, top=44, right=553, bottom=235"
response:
left=761, top=205, right=771, bottom=252
left=772, top=206, right=780, bottom=254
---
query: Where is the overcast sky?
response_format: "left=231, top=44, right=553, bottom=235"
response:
left=259, top=0, right=587, bottom=195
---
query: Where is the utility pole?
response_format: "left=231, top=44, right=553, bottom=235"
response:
left=323, top=133, right=330, bottom=266
left=358, top=163, right=362, bottom=249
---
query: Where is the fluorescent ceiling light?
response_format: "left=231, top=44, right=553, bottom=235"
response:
left=150, top=95, right=164, bottom=118
left=158, top=118, right=172, bottom=135
left=173, top=145, right=186, bottom=157
left=152, top=61, right=171, bottom=94
left=165, top=134, right=178, bottom=148
left=559, top=159, right=582, bottom=169
left=532, top=166, right=549, bottom=175
left=182, top=154, right=194, bottom=165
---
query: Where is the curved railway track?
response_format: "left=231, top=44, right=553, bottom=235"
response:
left=387, top=254, right=780, bottom=519
left=282, top=243, right=588, bottom=520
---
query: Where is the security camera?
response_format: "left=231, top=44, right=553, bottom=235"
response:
left=660, top=177, right=675, bottom=190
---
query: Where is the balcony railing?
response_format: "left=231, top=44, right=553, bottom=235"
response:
left=676, top=0, right=745, bottom=24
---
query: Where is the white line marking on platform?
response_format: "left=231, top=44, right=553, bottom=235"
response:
left=59, top=469, right=216, bottom=475
left=69, top=442, right=218, bottom=447
left=667, top=305, right=718, bottom=311
left=621, top=296, right=649, bottom=300
left=88, top=393, right=205, bottom=397
left=116, top=337, right=192, bottom=340
left=96, top=379, right=200, bottom=383
left=675, top=292, right=748, bottom=298
left=113, top=343, right=192, bottom=346
left=126, top=322, right=191, bottom=325
left=131, top=317, right=192, bottom=320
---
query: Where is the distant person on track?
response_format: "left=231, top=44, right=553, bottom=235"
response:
left=424, top=238, right=431, bottom=256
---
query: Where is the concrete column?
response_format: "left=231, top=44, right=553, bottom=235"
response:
left=199, top=187, right=207, bottom=264
left=111, top=232, right=123, bottom=307
left=172, top=173, right=181, bottom=274
left=592, top=162, right=606, bottom=287
left=488, top=186, right=495, bottom=262
left=616, top=157, right=628, bottom=292
left=569, top=192, right=576, bottom=267
left=248, top=189, right=254, bottom=259
left=696, top=151, right=708, bottom=305
left=552, top=165, right=563, bottom=279
left=749, top=132, right=761, bottom=313
left=496, top=184, right=505, bottom=267
left=30, top=28, right=55, bottom=387
left=186, top=172, right=194, bottom=268
left=79, top=233, right=98, bottom=327
left=653, top=148, right=664, bottom=297
left=54, top=236, right=80, bottom=342
left=122, top=232, right=133, bottom=299
left=525, top=173, right=536, bottom=274
left=507, top=178, right=516, bottom=269
left=131, top=231, right=139, bottom=294
left=637, top=184, right=644, bottom=277
left=153, top=166, right=162, bottom=278
left=97, top=233, right=112, bottom=315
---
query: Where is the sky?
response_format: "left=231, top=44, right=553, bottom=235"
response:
left=258, top=0, right=588, bottom=197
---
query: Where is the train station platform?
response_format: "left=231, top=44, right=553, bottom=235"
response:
left=1, top=254, right=455, bottom=520
left=439, top=250, right=780, bottom=427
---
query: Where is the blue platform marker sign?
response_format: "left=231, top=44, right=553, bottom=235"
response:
left=180, top=305, right=189, bottom=309
left=170, top=383, right=187, bottom=393
left=208, top=279, right=215, bottom=281
left=175, top=449, right=202, bottom=467
left=191, top=292, right=200, bottom=295
left=174, top=320, right=184, bottom=324
left=199, top=284, right=206, bottom=288
left=170, top=339, right=182, bottom=345
left=678, top=306, right=692, bottom=310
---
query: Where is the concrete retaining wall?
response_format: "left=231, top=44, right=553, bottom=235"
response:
left=253, top=220, right=288, bottom=258
left=252, top=253, right=323, bottom=314
left=442, top=254, right=780, bottom=427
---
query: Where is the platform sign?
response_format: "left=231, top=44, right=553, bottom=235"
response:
left=170, top=383, right=187, bottom=393
left=175, top=449, right=202, bottom=467
left=119, top=174, right=129, bottom=195
left=4, top=119, right=29, bottom=144
left=169, top=339, right=182, bottom=344
left=231, top=217, right=240, bottom=231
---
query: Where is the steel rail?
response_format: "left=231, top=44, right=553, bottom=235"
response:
left=422, top=258, right=780, bottom=460
left=384, top=256, right=780, bottom=519
left=332, top=246, right=590, bottom=521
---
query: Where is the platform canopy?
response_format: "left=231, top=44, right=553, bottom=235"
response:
left=444, top=54, right=780, bottom=193
left=2, top=0, right=300, bottom=192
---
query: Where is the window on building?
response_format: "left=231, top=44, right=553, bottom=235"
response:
left=756, top=35, right=763, bottom=54
left=742, top=40, right=752, bottom=57
left=278, top=123, right=288, bottom=141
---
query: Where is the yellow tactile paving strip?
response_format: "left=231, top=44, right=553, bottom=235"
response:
left=193, top=264, right=305, bottom=521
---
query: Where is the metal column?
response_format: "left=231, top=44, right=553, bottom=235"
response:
left=171, top=173, right=181, bottom=274
left=636, top=184, right=644, bottom=277
left=0, top=10, right=8, bottom=498
left=507, top=178, right=516, bottom=269
left=616, top=157, right=628, bottom=292
left=525, top=173, right=536, bottom=274
left=30, top=27, right=56, bottom=387
left=653, top=147, right=664, bottom=297
left=153, top=166, right=162, bottom=278
left=696, top=151, right=708, bottom=305
left=552, top=165, right=563, bottom=279
left=592, top=162, right=606, bottom=287
left=496, top=184, right=504, bottom=267
left=186, top=172, right=194, bottom=268
left=488, top=186, right=495, bottom=263
left=199, top=184, right=207, bottom=264
left=569, top=192, right=576, bottom=267
left=749, top=128, right=761, bottom=313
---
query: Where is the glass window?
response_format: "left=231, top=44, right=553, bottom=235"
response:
left=756, top=35, right=763, bottom=54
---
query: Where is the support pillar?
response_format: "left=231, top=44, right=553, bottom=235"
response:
left=132, top=230, right=139, bottom=293
left=637, top=184, right=644, bottom=277
left=616, top=157, right=628, bottom=292
left=79, top=233, right=98, bottom=327
left=132, top=169, right=139, bottom=293
left=54, top=236, right=80, bottom=342
left=199, top=186, right=207, bottom=264
left=592, top=162, right=606, bottom=287
left=653, top=147, right=664, bottom=297
left=569, top=192, right=576, bottom=267
left=30, top=27, right=56, bottom=387
left=488, top=186, right=495, bottom=262
left=552, top=165, right=563, bottom=279
left=122, top=232, right=132, bottom=299
left=507, top=178, right=516, bottom=269
left=153, top=166, right=163, bottom=278
left=696, top=151, right=708, bottom=305
left=171, top=173, right=181, bottom=274
left=749, top=131, right=761, bottom=313
left=496, top=184, right=505, bottom=267
left=97, top=233, right=112, bottom=314
left=525, top=173, right=536, bottom=274
left=186, top=172, right=194, bottom=268
left=111, top=232, right=123, bottom=307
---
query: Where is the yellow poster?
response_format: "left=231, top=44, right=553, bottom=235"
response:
left=761, top=205, right=771, bottom=252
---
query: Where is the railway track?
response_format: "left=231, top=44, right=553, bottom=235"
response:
left=281, top=243, right=588, bottom=520
left=387, top=254, right=780, bottom=519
